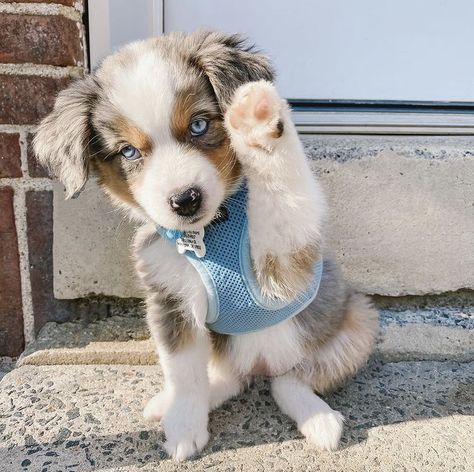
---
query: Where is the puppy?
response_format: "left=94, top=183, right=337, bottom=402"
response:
left=34, top=31, right=379, bottom=461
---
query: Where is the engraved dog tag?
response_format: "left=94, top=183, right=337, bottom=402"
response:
left=176, top=228, right=206, bottom=258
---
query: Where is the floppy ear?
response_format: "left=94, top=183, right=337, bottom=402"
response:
left=191, top=31, right=275, bottom=109
left=33, top=76, right=98, bottom=199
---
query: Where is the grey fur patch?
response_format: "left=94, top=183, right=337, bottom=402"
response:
left=146, top=291, right=194, bottom=353
left=293, top=257, right=379, bottom=392
left=294, top=256, right=350, bottom=349
left=210, top=331, right=230, bottom=357
left=186, top=31, right=275, bottom=109
left=33, top=76, right=99, bottom=198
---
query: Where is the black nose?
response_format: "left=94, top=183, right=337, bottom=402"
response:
left=169, top=187, right=202, bottom=217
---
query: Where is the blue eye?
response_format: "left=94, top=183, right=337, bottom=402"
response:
left=190, top=118, right=209, bottom=136
left=120, top=145, right=141, bottom=160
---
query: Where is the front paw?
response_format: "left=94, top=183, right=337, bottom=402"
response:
left=161, top=397, right=209, bottom=461
left=143, top=390, right=169, bottom=421
left=300, top=409, right=344, bottom=451
left=225, top=80, right=285, bottom=153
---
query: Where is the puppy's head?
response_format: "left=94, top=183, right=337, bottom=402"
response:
left=34, top=31, right=273, bottom=230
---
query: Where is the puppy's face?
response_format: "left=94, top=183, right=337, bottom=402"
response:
left=93, top=47, right=240, bottom=230
left=34, top=32, right=273, bottom=230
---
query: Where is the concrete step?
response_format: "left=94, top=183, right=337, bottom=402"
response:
left=1, top=360, right=473, bottom=471
left=53, top=136, right=474, bottom=300
left=16, top=306, right=474, bottom=367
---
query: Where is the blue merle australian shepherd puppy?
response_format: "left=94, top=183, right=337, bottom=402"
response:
left=34, top=31, right=379, bottom=461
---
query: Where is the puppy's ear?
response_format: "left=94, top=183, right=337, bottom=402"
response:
left=192, top=31, right=274, bottom=109
left=33, top=76, right=98, bottom=199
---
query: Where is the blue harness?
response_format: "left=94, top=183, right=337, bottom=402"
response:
left=158, top=184, right=323, bottom=335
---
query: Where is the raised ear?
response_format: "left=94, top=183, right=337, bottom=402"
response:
left=33, top=76, right=98, bottom=199
left=191, top=31, right=275, bottom=110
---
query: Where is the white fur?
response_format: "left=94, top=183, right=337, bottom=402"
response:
left=271, top=373, right=344, bottom=451
left=207, top=357, right=243, bottom=410
left=134, top=145, right=224, bottom=232
left=143, top=389, right=169, bottom=421
left=35, top=33, right=358, bottom=461
left=101, top=44, right=175, bottom=140
left=229, top=319, right=305, bottom=376
left=155, top=336, right=211, bottom=461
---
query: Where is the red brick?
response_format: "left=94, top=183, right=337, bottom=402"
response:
left=27, top=133, right=49, bottom=178
left=0, top=133, right=22, bottom=178
left=26, top=190, right=54, bottom=334
left=0, top=14, right=83, bottom=67
left=0, top=75, right=70, bottom=125
left=0, top=187, right=25, bottom=356
left=1, top=0, right=79, bottom=7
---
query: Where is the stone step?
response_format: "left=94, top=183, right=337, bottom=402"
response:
left=53, top=136, right=474, bottom=300
left=16, top=308, right=474, bottom=367
left=1, top=360, right=472, bottom=471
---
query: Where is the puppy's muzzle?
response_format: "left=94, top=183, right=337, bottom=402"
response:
left=169, top=187, right=202, bottom=217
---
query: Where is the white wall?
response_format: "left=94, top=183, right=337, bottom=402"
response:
left=90, top=0, right=474, bottom=102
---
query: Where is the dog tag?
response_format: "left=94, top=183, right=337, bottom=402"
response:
left=176, top=228, right=206, bottom=258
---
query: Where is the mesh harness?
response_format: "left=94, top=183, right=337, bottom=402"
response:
left=158, top=183, right=323, bottom=335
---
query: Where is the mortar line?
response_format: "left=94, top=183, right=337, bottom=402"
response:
left=13, top=186, right=35, bottom=345
left=0, top=178, right=53, bottom=191
left=0, top=63, right=84, bottom=78
left=18, top=128, right=30, bottom=178
left=3, top=131, right=55, bottom=345
left=78, top=15, right=89, bottom=72
left=0, top=125, right=36, bottom=133
left=15, top=130, right=37, bottom=344
left=0, top=3, right=82, bottom=21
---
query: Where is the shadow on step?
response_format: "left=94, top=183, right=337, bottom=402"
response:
left=1, top=359, right=473, bottom=470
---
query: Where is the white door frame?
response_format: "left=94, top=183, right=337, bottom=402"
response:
left=88, top=0, right=164, bottom=70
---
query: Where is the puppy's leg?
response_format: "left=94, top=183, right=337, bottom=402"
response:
left=271, top=372, right=344, bottom=451
left=134, top=234, right=212, bottom=461
left=135, top=231, right=212, bottom=460
left=225, top=81, right=325, bottom=301
left=155, top=332, right=210, bottom=461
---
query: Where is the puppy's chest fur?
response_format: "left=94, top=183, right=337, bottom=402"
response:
left=136, top=229, right=305, bottom=377
left=226, top=319, right=305, bottom=376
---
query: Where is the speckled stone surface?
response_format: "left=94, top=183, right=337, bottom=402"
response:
left=1, top=361, right=473, bottom=471
left=0, top=358, right=14, bottom=382
left=17, top=307, right=474, bottom=367
left=17, top=315, right=154, bottom=367
left=379, top=305, right=474, bottom=330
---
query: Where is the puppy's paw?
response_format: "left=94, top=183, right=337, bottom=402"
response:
left=164, top=428, right=209, bottom=462
left=300, top=409, right=344, bottom=451
left=143, top=390, right=169, bottom=421
left=162, top=397, right=209, bottom=461
left=225, top=80, right=285, bottom=153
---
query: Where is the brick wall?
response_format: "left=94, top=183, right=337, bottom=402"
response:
left=0, top=0, right=87, bottom=356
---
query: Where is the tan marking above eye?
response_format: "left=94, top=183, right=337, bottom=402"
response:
left=170, top=82, right=242, bottom=192
left=171, top=81, right=221, bottom=142
left=114, top=116, right=153, bottom=154
left=171, top=89, right=198, bottom=141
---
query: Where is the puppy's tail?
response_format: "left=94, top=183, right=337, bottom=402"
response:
left=307, top=292, right=379, bottom=394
